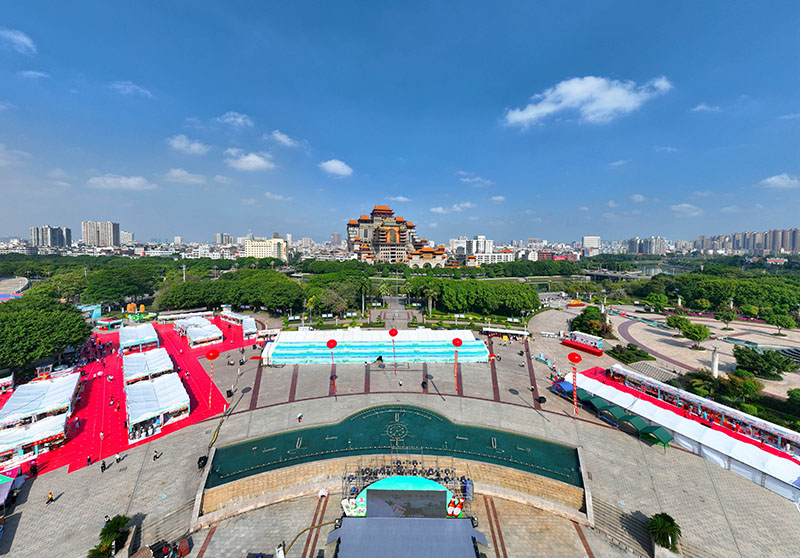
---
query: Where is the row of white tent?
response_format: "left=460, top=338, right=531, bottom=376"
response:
left=119, top=324, right=159, bottom=351
left=0, top=374, right=79, bottom=427
left=122, top=348, right=173, bottom=384
left=574, top=372, right=800, bottom=502
left=126, top=373, right=189, bottom=427
left=174, top=317, right=223, bottom=346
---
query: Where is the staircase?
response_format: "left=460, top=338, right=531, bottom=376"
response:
left=590, top=498, right=652, bottom=557
left=138, top=500, right=194, bottom=550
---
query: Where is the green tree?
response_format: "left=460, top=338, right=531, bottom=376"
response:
left=720, top=369, right=763, bottom=402
left=714, top=309, right=736, bottom=330
left=733, top=346, right=799, bottom=379
left=666, top=314, right=691, bottom=331
left=570, top=306, right=614, bottom=338
left=647, top=513, right=681, bottom=552
left=645, top=293, right=668, bottom=311
left=682, top=322, right=710, bottom=346
left=740, top=304, right=759, bottom=318
left=693, top=298, right=712, bottom=312
left=767, top=314, right=795, bottom=335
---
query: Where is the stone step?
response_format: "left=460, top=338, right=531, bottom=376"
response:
left=140, top=500, right=194, bottom=549
left=591, top=498, right=653, bottom=557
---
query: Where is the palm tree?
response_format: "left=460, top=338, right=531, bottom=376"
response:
left=354, top=275, right=370, bottom=316
left=423, top=282, right=440, bottom=317
left=647, top=513, right=681, bottom=552
left=377, top=281, right=390, bottom=300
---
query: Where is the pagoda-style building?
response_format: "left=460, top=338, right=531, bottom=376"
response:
left=347, top=205, right=427, bottom=263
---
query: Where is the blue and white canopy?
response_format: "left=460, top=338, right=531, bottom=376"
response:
left=0, top=374, right=79, bottom=426
left=242, top=317, right=258, bottom=337
left=125, top=373, right=189, bottom=425
left=122, top=348, right=173, bottom=384
left=119, top=324, right=159, bottom=350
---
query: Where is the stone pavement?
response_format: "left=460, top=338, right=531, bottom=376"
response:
left=5, top=313, right=800, bottom=557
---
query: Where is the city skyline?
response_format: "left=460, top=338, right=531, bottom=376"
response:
left=2, top=3, right=800, bottom=242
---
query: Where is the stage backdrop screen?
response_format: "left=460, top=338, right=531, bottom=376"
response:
left=366, top=489, right=446, bottom=518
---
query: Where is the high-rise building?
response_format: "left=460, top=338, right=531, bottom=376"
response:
left=244, top=238, right=287, bottom=261
left=272, top=232, right=281, bottom=240
left=120, top=230, right=134, bottom=244
left=346, top=205, right=426, bottom=263
left=173, top=236, right=183, bottom=245
left=628, top=236, right=667, bottom=255
left=582, top=235, right=601, bottom=250
left=215, top=233, right=234, bottom=245
left=330, top=233, right=342, bottom=247
left=285, top=233, right=293, bottom=245
left=301, top=237, right=314, bottom=249
left=30, top=225, right=71, bottom=247
left=81, top=221, right=120, bottom=247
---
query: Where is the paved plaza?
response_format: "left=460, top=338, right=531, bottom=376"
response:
left=4, top=306, right=800, bottom=557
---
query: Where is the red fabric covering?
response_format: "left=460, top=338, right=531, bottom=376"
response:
left=580, top=366, right=800, bottom=466
left=561, top=339, right=603, bottom=356
left=1, top=317, right=255, bottom=476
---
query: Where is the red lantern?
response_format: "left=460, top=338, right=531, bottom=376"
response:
left=327, top=339, right=337, bottom=349
left=452, top=338, right=462, bottom=347
left=389, top=328, right=398, bottom=337
left=206, top=349, right=220, bottom=361
left=567, top=352, right=582, bottom=364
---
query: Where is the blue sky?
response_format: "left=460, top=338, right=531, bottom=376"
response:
left=1, top=2, right=799, bottom=244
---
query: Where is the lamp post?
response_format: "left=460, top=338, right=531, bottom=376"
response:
left=206, top=349, right=220, bottom=409
left=452, top=338, right=462, bottom=392
left=567, top=352, right=582, bottom=415
left=389, top=328, right=398, bottom=375
left=327, top=339, right=337, bottom=393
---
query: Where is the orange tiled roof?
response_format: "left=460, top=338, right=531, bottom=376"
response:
left=359, top=215, right=371, bottom=220
left=406, top=222, right=415, bottom=227
left=499, top=248, right=513, bottom=253
left=374, top=204, right=392, bottom=210
left=348, top=219, right=358, bottom=225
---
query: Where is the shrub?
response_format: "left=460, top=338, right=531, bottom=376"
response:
left=647, top=513, right=681, bottom=552
left=739, top=403, right=758, bottom=417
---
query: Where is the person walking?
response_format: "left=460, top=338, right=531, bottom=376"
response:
left=86, top=455, right=92, bottom=466
left=101, top=460, right=107, bottom=473
left=115, top=453, right=121, bottom=464
left=296, top=412, right=303, bottom=423
left=104, top=515, right=110, bottom=526
left=153, top=450, right=160, bottom=461
left=46, top=491, right=54, bottom=505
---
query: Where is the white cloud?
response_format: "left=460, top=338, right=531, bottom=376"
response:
left=692, top=190, right=713, bottom=198
left=0, top=101, right=12, bottom=111
left=264, top=191, right=292, bottom=201
left=607, top=200, right=618, bottom=208
left=389, top=196, right=411, bottom=202
left=720, top=205, right=742, bottom=214
left=214, top=175, right=231, bottom=184
left=164, top=168, right=205, bottom=184
left=653, top=145, right=678, bottom=152
left=19, top=70, right=48, bottom=79
left=691, top=103, right=720, bottom=112
left=670, top=203, right=703, bottom=217
left=579, top=205, right=589, bottom=211
left=602, top=212, right=618, bottom=220
left=109, top=80, right=153, bottom=99
left=631, top=193, right=647, bottom=203
left=0, top=144, right=31, bottom=167
left=505, top=75, right=672, bottom=127
left=759, top=173, right=800, bottom=189
left=456, top=171, right=494, bottom=186
left=491, top=195, right=505, bottom=202
left=430, top=202, right=475, bottom=214
left=87, top=174, right=157, bottom=191
left=779, top=113, right=800, bottom=120
left=167, top=134, right=210, bottom=155
left=319, top=159, right=353, bottom=177
left=47, top=168, right=70, bottom=187
left=241, top=198, right=257, bottom=206
left=0, top=28, right=36, bottom=55
left=216, top=111, right=253, bottom=128
left=269, top=130, right=299, bottom=147
left=225, top=148, right=275, bottom=171
left=609, top=159, right=629, bottom=167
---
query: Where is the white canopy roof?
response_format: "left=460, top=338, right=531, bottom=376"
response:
left=242, top=317, right=258, bottom=335
left=175, top=317, right=223, bottom=344
left=481, top=327, right=530, bottom=336
left=0, top=374, right=79, bottom=425
left=220, top=310, right=246, bottom=322
left=122, top=348, right=173, bottom=383
left=119, top=324, right=159, bottom=349
left=272, top=328, right=479, bottom=343
left=0, top=414, right=67, bottom=454
left=125, top=373, right=190, bottom=425
left=574, top=373, right=800, bottom=488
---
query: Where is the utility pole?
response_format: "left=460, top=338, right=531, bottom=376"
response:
left=182, top=264, right=186, bottom=283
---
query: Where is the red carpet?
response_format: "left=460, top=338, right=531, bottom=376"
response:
left=3, top=318, right=256, bottom=477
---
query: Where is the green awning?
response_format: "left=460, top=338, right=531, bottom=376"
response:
left=642, top=425, right=674, bottom=445
left=620, top=415, right=649, bottom=432
left=605, top=406, right=629, bottom=421
left=576, top=388, right=592, bottom=402
left=588, top=397, right=612, bottom=411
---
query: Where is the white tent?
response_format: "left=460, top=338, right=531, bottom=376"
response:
left=574, top=373, right=800, bottom=502
left=174, top=317, right=223, bottom=346
left=0, top=374, right=79, bottom=426
left=220, top=310, right=246, bottom=325
left=122, top=348, right=174, bottom=384
left=242, top=317, right=258, bottom=337
left=0, top=414, right=67, bottom=454
left=125, top=373, right=190, bottom=426
left=119, top=324, right=159, bottom=352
